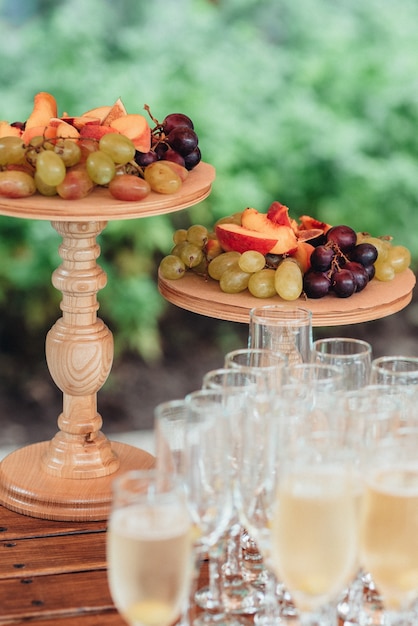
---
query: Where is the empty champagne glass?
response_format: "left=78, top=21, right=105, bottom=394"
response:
left=312, top=337, right=372, bottom=390
left=107, top=469, right=194, bottom=626
left=371, top=355, right=418, bottom=387
left=248, top=304, right=313, bottom=364
left=154, top=399, right=187, bottom=476
left=185, top=386, right=253, bottom=626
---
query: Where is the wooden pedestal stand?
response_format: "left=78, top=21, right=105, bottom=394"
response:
left=0, top=162, right=215, bottom=521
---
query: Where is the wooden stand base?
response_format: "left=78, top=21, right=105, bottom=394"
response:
left=0, top=441, right=155, bottom=521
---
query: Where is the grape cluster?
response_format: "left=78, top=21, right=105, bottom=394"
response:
left=0, top=109, right=201, bottom=202
left=302, top=224, right=411, bottom=298
left=159, top=226, right=305, bottom=301
left=135, top=109, right=201, bottom=172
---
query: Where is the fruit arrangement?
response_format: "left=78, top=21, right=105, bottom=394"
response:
left=0, top=91, right=201, bottom=201
left=159, top=201, right=412, bottom=301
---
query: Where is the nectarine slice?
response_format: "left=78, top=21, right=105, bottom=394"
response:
left=24, top=92, right=58, bottom=130
left=241, top=208, right=298, bottom=254
left=0, top=121, right=21, bottom=138
left=48, top=118, right=80, bottom=139
left=80, top=105, right=112, bottom=123
left=22, top=124, right=57, bottom=144
left=109, top=114, right=151, bottom=152
left=215, top=223, right=279, bottom=255
left=79, top=125, right=120, bottom=141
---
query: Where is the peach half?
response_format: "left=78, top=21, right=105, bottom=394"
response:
left=216, top=223, right=296, bottom=255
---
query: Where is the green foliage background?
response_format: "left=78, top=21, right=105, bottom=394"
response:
left=1, top=0, right=418, bottom=360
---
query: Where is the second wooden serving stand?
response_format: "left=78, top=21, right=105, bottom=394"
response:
left=0, top=162, right=216, bottom=521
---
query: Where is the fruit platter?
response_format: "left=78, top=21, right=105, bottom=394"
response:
left=158, top=201, right=416, bottom=326
left=0, top=91, right=215, bottom=220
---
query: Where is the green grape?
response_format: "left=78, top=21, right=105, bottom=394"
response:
left=214, top=212, right=243, bottom=228
left=173, top=229, right=188, bottom=245
left=0, top=170, right=36, bottom=198
left=238, top=250, right=266, bottom=273
left=86, top=151, right=116, bottom=185
left=374, top=258, right=395, bottom=281
left=35, top=150, right=66, bottom=187
left=159, top=254, right=186, bottom=280
left=34, top=171, right=57, bottom=196
left=144, top=161, right=182, bottom=194
left=248, top=269, right=277, bottom=298
left=171, top=241, right=189, bottom=257
left=99, top=133, right=136, bottom=165
left=54, top=138, right=81, bottom=167
left=186, top=224, right=208, bottom=247
left=388, top=245, right=411, bottom=274
left=208, top=251, right=241, bottom=281
left=219, top=267, right=251, bottom=293
left=274, top=258, right=303, bottom=301
left=0, top=136, right=26, bottom=166
left=179, top=242, right=204, bottom=268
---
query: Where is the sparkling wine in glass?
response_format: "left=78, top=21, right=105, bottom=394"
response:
left=107, top=469, right=194, bottom=626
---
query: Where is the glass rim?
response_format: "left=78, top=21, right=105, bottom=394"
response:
left=313, top=337, right=372, bottom=356
left=249, top=304, right=312, bottom=324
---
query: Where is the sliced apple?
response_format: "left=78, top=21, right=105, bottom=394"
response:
left=102, top=98, right=128, bottom=126
left=0, top=121, right=21, bottom=138
left=241, top=207, right=298, bottom=253
left=109, top=114, right=151, bottom=152
left=216, top=223, right=280, bottom=255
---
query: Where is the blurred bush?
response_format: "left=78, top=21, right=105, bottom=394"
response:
left=0, top=0, right=417, bottom=360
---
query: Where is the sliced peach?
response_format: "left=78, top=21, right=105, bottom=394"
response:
left=0, top=121, right=21, bottom=138
left=216, top=223, right=280, bottom=255
left=79, top=125, right=121, bottom=141
left=290, top=241, right=315, bottom=273
left=48, top=118, right=80, bottom=139
left=109, top=114, right=151, bottom=152
left=22, top=124, right=57, bottom=144
left=60, top=115, right=102, bottom=130
left=80, top=105, right=112, bottom=123
left=298, top=214, right=332, bottom=234
left=102, top=98, right=127, bottom=126
left=24, top=92, right=57, bottom=131
left=241, top=207, right=298, bottom=252
left=266, top=201, right=293, bottom=227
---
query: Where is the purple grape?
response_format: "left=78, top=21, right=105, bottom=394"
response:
left=303, top=270, right=331, bottom=298
left=167, top=126, right=198, bottom=156
left=162, top=113, right=194, bottom=134
left=343, top=261, right=369, bottom=292
left=331, top=269, right=356, bottom=297
left=154, top=142, right=169, bottom=158
left=326, top=225, right=357, bottom=253
left=183, top=146, right=201, bottom=170
left=134, top=150, right=158, bottom=167
left=161, top=149, right=185, bottom=167
left=364, top=264, right=376, bottom=281
left=350, top=242, right=378, bottom=266
left=310, top=245, right=335, bottom=272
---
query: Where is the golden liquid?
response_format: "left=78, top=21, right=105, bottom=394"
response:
left=108, top=504, right=193, bottom=626
left=360, top=466, right=418, bottom=609
left=271, top=469, right=358, bottom=610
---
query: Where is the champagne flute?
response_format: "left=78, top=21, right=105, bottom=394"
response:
left=312, top=337, right=372, bottom=390
left=360, top=428, right=418, bottom=625
left=199, top=369, right=264, bottom=618
left=184, top=386, right=252, bottom=626
left=270, top=425, right=359, bottom=626
left=107, top=469, right=194, bottom=626
left=248, top=304, right=312, bottom=364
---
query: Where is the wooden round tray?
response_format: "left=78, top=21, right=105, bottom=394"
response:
left=159, top=267, right=416, bottom=327
left=0, top=161, right=216, bottom=221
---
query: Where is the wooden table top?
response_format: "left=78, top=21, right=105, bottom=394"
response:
left=0, top=503, right=207, bottom=625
